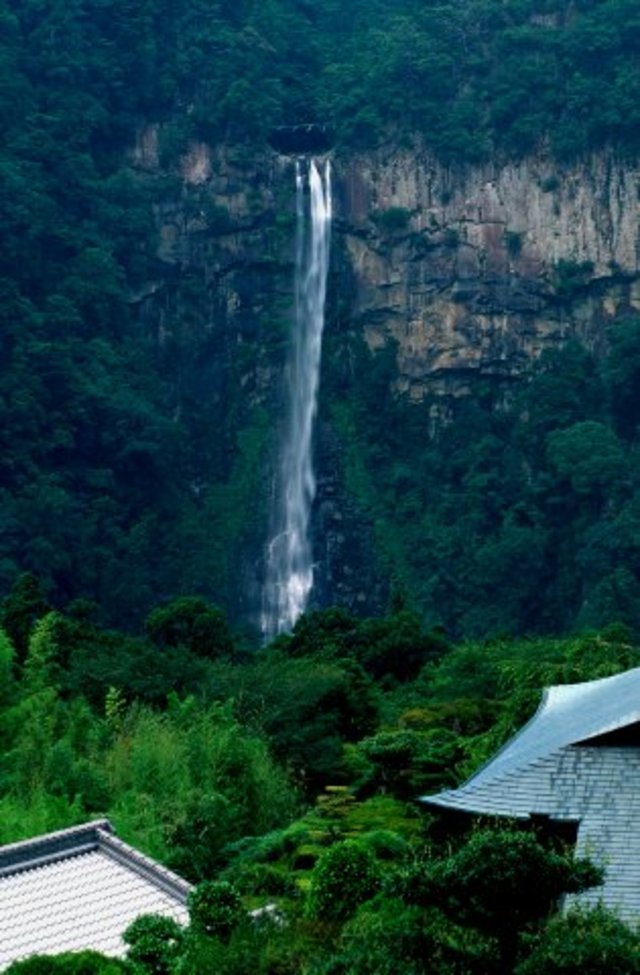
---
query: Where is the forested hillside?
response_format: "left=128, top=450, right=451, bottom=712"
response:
left=4, top=1, right=640, bottom=971
left=2, top=594, right=640, bottom=972
left=2, top=0, right=640, bottom=636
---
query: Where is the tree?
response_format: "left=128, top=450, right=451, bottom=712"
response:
left=0, top=573, right=50, bottom=661
left=106, top=700, right=297, bottom=881
left=546, top=422, right=628, bottom=501
left=605, top=316, right=640, bottom=439
left=283, top=607, right=360, bottom=660
left=213, top=651, right=380, bottom=789
left=354, top=611, right=448, bottom=682
left=336, top=897, right=495, bottom=975
left=145, top=597, right=234, bottom=660
left=0, top=626, right=15, bottom=706
left=24, top=612, right=64, bottom=690
left=406, top=828, right=602, bottom=972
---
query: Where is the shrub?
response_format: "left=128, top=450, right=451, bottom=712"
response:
left=188, top=880, right=244, bottom=942
left=123, top=913, right=184, bottom=974
left=234, top=862, right=298, bottom=897
left=553, top=259, right=595, bottom=297
left=6, top=954, right=127, bottom=974
left=360, top=829, right=408, bottom=861
left=516, top=905, right=640, bottom=975
left=307, top=840, right=382, bottom=922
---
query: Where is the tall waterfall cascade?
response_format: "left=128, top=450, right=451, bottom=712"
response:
left=261, top=158, right=332, bottom=640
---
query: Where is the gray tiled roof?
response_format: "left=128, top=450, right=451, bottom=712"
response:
left=421, top=667, right=640, bottom=919
left=0, top=820, right=191, bottom=970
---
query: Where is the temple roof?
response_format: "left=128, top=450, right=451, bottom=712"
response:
left=424, top=666, right=640, bottom=812
left=0, top=820, right=191, bottom=969
left=421, top=667, right=640, bottom=918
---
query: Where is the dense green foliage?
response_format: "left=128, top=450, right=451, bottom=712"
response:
left=306, top=839, right=382, bottom=922
left=187, top=881, right=244, bottom=941
left=1, top=0, right=640, bottom=637
left=4, top=2, right=640, bottom=971
left=123, top=915, right=184, bottom=975
left=2, top=601, right=640, bottom=972
left=6, top=953, right=128, bottom=974
left=3, top=0, right=639, bottom=156
left=516, top=906, right=640, bottom=975
left=332, top=321, right=640, bottom=639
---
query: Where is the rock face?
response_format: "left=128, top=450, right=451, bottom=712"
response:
left=129, top=131, right=640, bottom=620
left=336, top=148, right=640, bottom=401
left=135, top=132, right=640, bottom=406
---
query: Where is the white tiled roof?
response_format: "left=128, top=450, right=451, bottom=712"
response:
left=0, top=821, right=191, bottom=970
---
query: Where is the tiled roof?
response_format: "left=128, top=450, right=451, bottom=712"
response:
left=421, top=668, right=640, bottom=919
left=455, top=667, right=640, bottom=792
left=0, top=820, right=192, bottom=970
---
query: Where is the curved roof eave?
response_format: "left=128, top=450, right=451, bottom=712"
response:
left=421, top=666, right=640, bottom=808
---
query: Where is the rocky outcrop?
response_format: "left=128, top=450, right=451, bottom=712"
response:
left=336, top=148, right=640, bottom=400
left=131, top=129, right=640, bottom=407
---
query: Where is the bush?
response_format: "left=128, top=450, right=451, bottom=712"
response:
left=360, top=829, right=408, bottom=861
left=516, top=905, right=640, bottom=975
left=123, top=913, right=184, bottom=974
left=553, top=260, right=595, bottom=298
left=426, top=829, right=602, bottom=936
left=6, top=952, right=128, bottom=974
left=307, top=840, right=382, bottom=922
left=188, top=881, right=244, bottom=942
left=337, top=898, right=496, bottom=975
left=505, top=230, right=523, bottom=257
left=233, top=862, right=298, bottom=897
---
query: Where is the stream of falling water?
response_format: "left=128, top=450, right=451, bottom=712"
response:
left=261, top=158, right=332, bottom=640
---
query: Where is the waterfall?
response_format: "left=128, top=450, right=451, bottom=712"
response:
left=262, top=158, right=332, bottom=640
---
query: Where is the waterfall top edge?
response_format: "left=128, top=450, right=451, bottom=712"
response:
left=268, top=125, right=334, bottom=155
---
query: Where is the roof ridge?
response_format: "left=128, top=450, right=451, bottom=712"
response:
left=0, top=821, right=192, bottom=968
left=0, top=821, right=192, bottom=900
left=96, top=829, right=192, bottom=903
left=442, top=686, right=556, bottom=794
left=0, top=820, right=113, bottom=877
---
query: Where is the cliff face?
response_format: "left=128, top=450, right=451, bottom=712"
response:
left=338, top=149, right=640, bottom=400
left=137, top=133, right=640, bottom=404
left=130, top=132, right=640, bottom=621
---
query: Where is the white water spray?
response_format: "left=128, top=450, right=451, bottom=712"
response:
left=262, top=158, right=332, bottom=639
